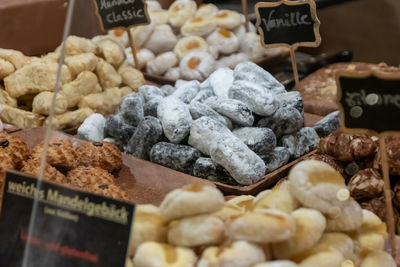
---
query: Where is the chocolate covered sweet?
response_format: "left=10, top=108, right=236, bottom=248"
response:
left=257, top=107, right=303, bottom=138
left=189, top=101, right=229, bottom=127
left=348, top=168, right=384, bottom=201
left=125, top=116, right=163, bottom=160
left=260, top=147, right=291, bottom=174
left=170, top=80, right=200, bottom=104
left=313, top=111, right=340, bottom=138
left=279, top=91, right=304, bottom=115
left=232, top=127, right=276, bottom=156
left=308, top=153, right=344, bottom=175
left=139, top=85, right=165, bottom=102
left=150, top=142, right=201, bottom=174
left=280, top=127, right=320, bottom=159
left=104, top=114, right=136, bottom=144
left=120, top=93, right=144, bottom=127
left=205, top=96, right=254, bottom=126
left=193, top=157, right=237, bottom=185
left=143, top=98, right=161, bottom=117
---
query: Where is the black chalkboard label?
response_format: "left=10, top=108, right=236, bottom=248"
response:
left=255, top=0, right=321, bottom=48
left=337, top=71, right=400, bottom=134
left=93, top=0, right=150, bottom=31
left=0, top=171, right=135, bottom=267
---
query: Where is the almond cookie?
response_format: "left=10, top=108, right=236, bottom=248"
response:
left=30, top=139, right=78, bottom=170
left=0, top=151, right=15, bottom=205
left=0, top=132, right=29, bottom=168
left=85, top=183, right=129, bottom=202
left=66, top=166, right=114, bottom=188
left=21, top=158, right=66, bottom=184
left=76, top=141, right=122, bottom=172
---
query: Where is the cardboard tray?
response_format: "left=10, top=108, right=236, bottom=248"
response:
left=11, top=128, right=214, bottom=206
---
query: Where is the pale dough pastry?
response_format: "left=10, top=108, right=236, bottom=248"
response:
left=61, top=71, right=98, bottom=108
left=64, top=52, right=98, bottom=78
left=95, top=58, right=122, bottom=89
left=108, top=28, right=129, bottom=48
left=0, top=89, right=17, bottom=107
left=195, top=3, right=218, bottom=18
left=213, top=10, right=242, bottom=30
left=45, top=108, right=94, bottom=130
left=206, top=28, right=239, bottom=55
left=216, top=53, right=249, bottom=69
left=144, top=25, right=178, bottom=54
left=65, top=35, right=98, bottom=56
left=0, top=48, right=31, bottom=69
left=130, top=22, right=156, bottom=48
left=146, top=0, right=162, bottom=11
left=233, top=22, right=257, bottom=39
left=97, top=38, right=125, bottom=68
left=78, top=87, right=132, bottom=115
left=118, top=65, right=146, bottom=92
left=0, top=105, right=45, bottom=129
left=181, top=16, right=217, bottom=37
left=4, top=60, right=72, bottom=98
left=179, top=51, right=215, bottom=81
left=0, top=58, right=15, bottom=80
left=239, top=32, right=266, bottom=60
left=146, top=52, right=178, bottom=76
left=174, top=36, right=209, bottom=60
left=168, top=0, right=197, bottom=27
left=32, top=92, right=68, bottom=115
left=125, top=48, right=155, bottom=69
left=164, top=67, right=181, bottom=80
left=149, top=10, right=169, bottom=25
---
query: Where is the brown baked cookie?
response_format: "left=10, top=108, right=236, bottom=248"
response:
left=76, top=141, right=122, bottom=172
left=308, top=153, right=344, bottom=175
left=30, top=139, right=78, bottom=170
left=86, top=183, right=130, bottom=202
left=66, top=166, right=114, bottom=188
left=0, top=151, right=16, bottom=202
left=0, top=132, right=29, bottom=168
left=347, top=168, right=384, bottom=201
left=373, top=136, right=400, bottom=175
left=21, top=158, right=66, bottom=184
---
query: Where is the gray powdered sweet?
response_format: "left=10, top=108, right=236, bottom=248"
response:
left=144, top=98, right=162, bottom=117
left=104, top=114, right=136, bottom=144
left=170, top=80, right=200, bottom=104
left=279, top=91, right=304, bottom=115
left=233, top=62, right=286, bottom=95
left=78, top=113, right=106, bottom=142
left=188, top=116, right=232, bottom=155
left=120, top=93, right=144, bottom=126
left=191, top=86, right=214, bottom=103
left=261, top=147, right=291, bottom=174
left=205, top=96, right=254, bottom=126
left=257, top=107, right=303, bottom=138
left=313, top=111, right=340, bottom=137
left=157, top=96, right=192, bottom=144
left=210, top=134, right=266, bottom=185
left=193, top=157, right=238, bottom=185
left=139, top=85, right=165, bottom=102
left=125, top=116, right=163, bottom=160
left=208, top=67, right=234, bottom=99
left=229, top=80, right=280, bottom=116
left=233, top=127, right=276, bottom=156
left=150, top=142, right=201, bottom=174
left=280, top=127, right=320, bottom=159
left=189, top=101, right=230, bottom=127
left=160, top=84, right=176, bottom=96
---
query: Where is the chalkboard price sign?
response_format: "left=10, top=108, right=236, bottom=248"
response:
left=255, top=0, right=321, bottom=48
left=93, top=0, right=150, bottom=31
left=337, top=70, right=400, bottom=134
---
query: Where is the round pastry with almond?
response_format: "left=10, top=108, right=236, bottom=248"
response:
left=173, top=36, right=209, bottom=60
left=30, top=139, right=78, bottom=170
left=85, top=183, right=129, bottom=202
left=181, top=16, right=216, bottom=37
left=21, top=158, right=66, bottom=184
left=168, top=0, right=197, bottom=27
left=143, top=25, right=178, bottom=55
left=195, top=3, right=218, bottom=18
left=76, top=141, right=122, bottom=173
left=0, top=132, right=29, bottom=168
left=179, top=51, right=215, bottom=81
left=206, top=28, right=239, bottom=55
left=213, top=10, right=242, bottom=30
left=66, top=166, right=114, bottom=187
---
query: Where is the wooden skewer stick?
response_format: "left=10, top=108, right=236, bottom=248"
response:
left=241, top=0, right=249, bottom=32
left=127, top=28, right=140, bottom=70
left=379, top=134, right=397, bottom=259
left=290, top=47, right=300, bottom=87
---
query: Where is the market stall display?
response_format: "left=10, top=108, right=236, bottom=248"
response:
left=127, top=160, right=396, bottom=267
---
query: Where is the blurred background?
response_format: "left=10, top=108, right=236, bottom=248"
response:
left=0, top=0, right=399, bottom=65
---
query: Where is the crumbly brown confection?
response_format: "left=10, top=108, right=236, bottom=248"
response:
left=318, top=131, right=378, bottom=162
left=77, top=141, right=122, bottom=172
left=348, top=168, right=384, bottom=201
left=66, top=166, right=114, bottom=188
left=30, top=139, right=78, bottom=170
left=0, top=150, right=15, bottom=206
left=0, top=132, right=29, bottom=168
left=85, top=183, right=130, bottom=202
left=21, top=159, right=66, bottom=184
left=308, top=153, right=344, bottom=175
left=373, top=136, right=400, bottom=175
left=393, top=181, right=400, bottom=209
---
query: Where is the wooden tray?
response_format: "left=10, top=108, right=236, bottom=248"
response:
left=11, top=128, right=214, bottom=206
left=144, top=51, right=290, bottom=86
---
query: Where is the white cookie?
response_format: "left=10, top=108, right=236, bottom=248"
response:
left=125, top=48, right=155, bottom=69
left=168, top=0, right=197, bottom=27
left=144, top=25, right=178, bottom=54
left=146, top=52, right=178, bottom=75
left=174, top=36, right=209, bottom=60
left=180, top=51, right=215, bottom=81
left=213, top=10, right=242, bottom=30
left=181, top=16, right=217, bottom=37
left=206, top=28, right=239, bottom=55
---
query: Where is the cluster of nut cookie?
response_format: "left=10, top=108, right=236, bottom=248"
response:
left=310, top=131, right=400, bottom=233
left=0, top=35, right=145, bottom=130
left=104, top=0, right=287, bottom=81
left=126, top=160, right=395, bottom=267
left=0, top=132, right=129, bottom=203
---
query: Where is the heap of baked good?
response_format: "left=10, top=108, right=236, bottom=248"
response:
left=295, top=62, right=399, bottom=116
left=125, top=160, right=396, bottom=267
left=78, top=62, right=339, bottom=186
left=104, top=0, right=288, bottom=81
left=0, top=35, right=145, bottom=130
left=0, top=132, right=129, bottom=202
left=309, top=131, right=400, bottom=233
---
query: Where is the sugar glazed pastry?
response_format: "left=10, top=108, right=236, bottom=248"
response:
left=129, top=162, right=396, bottom=267
left=0, top=35, right=145, bottom=130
